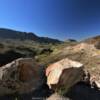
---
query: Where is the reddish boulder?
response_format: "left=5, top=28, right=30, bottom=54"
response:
left=0, top=58, right=41, bottom=95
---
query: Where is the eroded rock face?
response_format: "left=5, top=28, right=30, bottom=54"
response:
left=0, top=58, right=41, bottom=96
left=46, top=58, right=84, bottom=93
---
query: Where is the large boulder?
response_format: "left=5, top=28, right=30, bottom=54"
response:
left=46, top=58, right=84, bottom=93
left=0, top=58, right=41, bottom=96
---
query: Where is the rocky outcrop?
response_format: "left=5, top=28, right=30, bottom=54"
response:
left=0, top=58, right=41, bottom=96
left=46, top=58, right=84, bottom=93
left=83, top=35, right=100, bottom=45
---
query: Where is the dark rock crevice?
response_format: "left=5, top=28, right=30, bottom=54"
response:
left=64, top=82, right=100, bottom=100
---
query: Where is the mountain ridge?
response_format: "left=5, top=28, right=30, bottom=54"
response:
left=0, top=28, right=62, bottom=44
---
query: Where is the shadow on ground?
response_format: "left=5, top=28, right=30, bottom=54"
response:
left=0, top=82, right=100, bottom=100
left=0, top=50, right=25, bottom=66
left=0, top=84, right=53, bottom=100
left=65, top=82, right=100, bottom=100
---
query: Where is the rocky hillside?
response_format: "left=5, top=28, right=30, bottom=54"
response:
left=0, top=34, right=99, bottom=100
left=83, top=35, right=100, bottom=44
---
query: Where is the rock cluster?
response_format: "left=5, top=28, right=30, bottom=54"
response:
left=0, top=56, right=99, bottom=97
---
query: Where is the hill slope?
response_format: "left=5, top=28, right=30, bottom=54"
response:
left=83, top=35, right=100, bottom=44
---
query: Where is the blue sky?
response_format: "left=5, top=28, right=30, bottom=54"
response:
left=0, top=0, right=100, bottom=40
